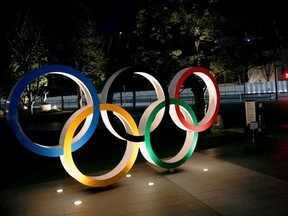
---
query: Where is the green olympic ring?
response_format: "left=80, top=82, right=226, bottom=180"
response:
left=140, top=98, right=198, bottom=169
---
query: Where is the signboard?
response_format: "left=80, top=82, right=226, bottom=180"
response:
left=249, top=121, right=258, bottom=130
left=245, top=100, right=256, bottom=125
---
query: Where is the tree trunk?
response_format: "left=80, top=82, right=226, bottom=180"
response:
left=77, top=87, right=83, bottom=109
left=188, top=76, right=206, bottom=121
left=61, top=95, right=64, bottom=110
left=191, top=87, right=206, bottom=121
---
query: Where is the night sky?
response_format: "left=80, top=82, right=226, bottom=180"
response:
left=1, top=0, right=288, bottom=50
left=0, top=0, right=139, bottom=64
left=1, top=0, right=288, bottom=37
left=0, top=0, right=138, bottom=34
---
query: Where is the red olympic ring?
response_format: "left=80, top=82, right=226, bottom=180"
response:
left=168, top=67, right=220, bottom=132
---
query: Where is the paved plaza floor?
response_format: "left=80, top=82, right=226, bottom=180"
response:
left=1, top=144, right=288, bottom=216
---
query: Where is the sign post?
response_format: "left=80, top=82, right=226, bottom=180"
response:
left=245, top=100, right=256, bottom=126
left=249, top=121, right=258, bottom=145
left=245, top=100, right=258, bottom=151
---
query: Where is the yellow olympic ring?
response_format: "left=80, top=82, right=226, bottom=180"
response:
left=60, top=104, right=139, bottom=187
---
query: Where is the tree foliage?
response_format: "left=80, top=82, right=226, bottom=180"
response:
left=1, top=4, right=108, bottom=112
left=1, top=1, right=287, bottom=116
left=209, top=0, right=283, bottom=83
left=70, top=18, right=107, bottom=91
left=68, top=4, right=107, bottom=108
left=131, top=0, right=223, bottom=119
left=5, top=9, right=49, bottom=114
left=130, top=0, right=287, bottom=118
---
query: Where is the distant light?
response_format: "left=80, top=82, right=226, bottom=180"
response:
left=126, top=174, right=132, bottom=178
left=73, top=200, right=82, bottom=205
left=56, top=188, right=64, bottom=193
left=202, top=168, right=209, bottom=172
left=148, top=182, right=154, bottom=186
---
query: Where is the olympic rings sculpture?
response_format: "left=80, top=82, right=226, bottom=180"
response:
left=6, top=64, right=220, bottom=187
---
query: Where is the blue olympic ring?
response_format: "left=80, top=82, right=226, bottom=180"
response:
left=6, top=64, right=100, bottom=157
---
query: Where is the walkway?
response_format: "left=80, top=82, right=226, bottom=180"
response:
left=1, top=147, right=287, bottom=216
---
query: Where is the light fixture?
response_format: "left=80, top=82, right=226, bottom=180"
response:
left=126, top=174, right=132, bottom=178
left=148, top=182, right=154, bottom=186
left=202, top=168, right=209, bottom=172
left=73, top=200, right=82, bottom=205
left=56, top=188, right=64, bottom=193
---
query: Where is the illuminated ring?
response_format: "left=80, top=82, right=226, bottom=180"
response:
left=101, top=67, right=170, bottom=142
left=139, top=98, right=198, bottom=169
left=168, top=67, right=220, bottom=132
left=6, top=64, right=99, bottom=157
left=60, top=104, right=139, bottom=187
